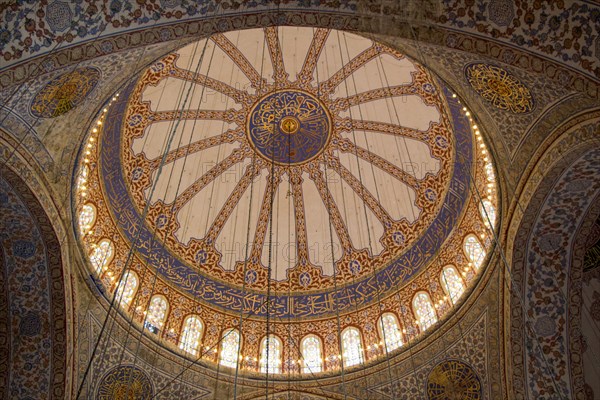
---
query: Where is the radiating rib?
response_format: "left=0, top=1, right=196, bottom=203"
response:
left=250, top=169, right=283, bottom=263
left=325, top=156, right=393, bottom=227
left=170, top=66, right=252, bottom=104
left=343, top=119, right=427, bottom=141
left=319, top=45, right=380, bottom=93
left=148, top=129, right=245, bottom=170
left=308, top=166, right=353, bottom=251
left=297, top=28, right=330, bottom=84
left=204, top=162, right=263, bottom=244
left=335, top=137, right=418, bottom=188
left=329, top=85, right=414, bottom=113
left=173, top=148, right=247, bottom=211
left=289, top=170, right=309, bottom=265
left=264, top=27, right=289, bottom=84
left=151, top=108, right=244, bottom=125
left=211, top=33, right=266, bottom=89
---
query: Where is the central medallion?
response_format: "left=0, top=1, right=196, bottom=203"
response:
left=247, top=90, right=332, bottom=165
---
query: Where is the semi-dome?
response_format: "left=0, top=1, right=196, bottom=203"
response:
left=74, top=26, right=497, bottom=375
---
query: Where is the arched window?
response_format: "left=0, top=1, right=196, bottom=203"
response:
left=413, top=292, right=437, bottom=331
left=115, top=270, right=138, bottom=310
left=485, top=162, right=495, bottom=182
left=440, top=266, right=466, bottom=304
left=480, top=199, right=496, bottom=230
left=90, top=239, right=114, bottom=274
left=76, top=164, right=89, bottom=190
left=301, top=335, right=323, bottom=373
left=259, top=335, right=282, bottom=374
left=145, top=295, right=168, bottom=334
left=341, top=327, right=363, bottom=368
left=464, top=234, right=486, bottom=269
left=220, top=328, right=241, bottom=368
left=79, top=203, right=96, bottom=235
left=179, top=315, right=203, bottom=355
left=378, top=313, right=403, bottom=352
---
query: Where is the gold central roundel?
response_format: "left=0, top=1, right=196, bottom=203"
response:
left=280, top=116, right=299, bottom=134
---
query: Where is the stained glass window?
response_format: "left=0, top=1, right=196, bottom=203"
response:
left=179, top=315, right=203, bottom=355
left=413, top=292, right=437, bottom=331
left=341, top=327, right=363, bottom=368
left=145, top=295, right=168, bottom=334
left=90, top=239, right=114, bottom=274
left=76, top=164, right=89, bottom=190
left=301, top=335, right=323, bottom=373
left=480, top=200, right=496, bottom=230
left=440, top=266, right=465, bottom=304
left=115, top=270, right=138, bottom=310
left=464, top=235, right=486, bottom=269
left=220, top=328, right=241, bottom=368
left=79, top=203, right=96, bottom=235
left=378, top=313, right=403, bottom=352
left=260, top=335, right=282, bottom=374
left=485, top=162, right=495, bottom=182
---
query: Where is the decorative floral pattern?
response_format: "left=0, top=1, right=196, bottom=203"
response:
left=30, top=67, right=100, bottom=118
left=465, top=63, right=534, bottom=113
left=0, top=170, right=67, bottom=400
left=96, top=365, right=153, bottom=400
left=427, top=359, right=482, bottom=400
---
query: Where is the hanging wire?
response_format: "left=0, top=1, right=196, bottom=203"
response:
left=233, top=32, right=267, bottom=400
left=75, top=7, right=223, bottom=395
left=330, top=29, right=400, bottom=399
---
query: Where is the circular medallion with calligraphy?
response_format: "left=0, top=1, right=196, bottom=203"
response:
left=96, top=365, right=153, bottom=400
left=247, top=90, right=332, bottom=165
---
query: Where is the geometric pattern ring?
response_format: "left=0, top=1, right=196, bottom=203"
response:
left=247, top=89, right=332, bottom=165
left=427, top=359, right=482, bottom=400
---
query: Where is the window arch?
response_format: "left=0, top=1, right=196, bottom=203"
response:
left=115, top=270, right=138, bottom=310
left=179, top=315, right=203, bottom=355
left=412, top=292, right=437, bottom=331
left=220, top=328, right=241, bottom=368
left=485, top=162, right=495, bottom=182
left=440, top=265, right=466, bottom=304
left=464, top=234, right=486, bottom=269
left=89, top=239, right=114, bottom=274
left=259, top=335, right=282, bottom=374
left=341, top=327, right=364, bottom=368
left=301, top=335, right=323, bottom=373
left=78, top=203, right=96, bottom=235
left=145, top=295, right=168, bottom=334
left=378, top=313, right=403, bottom=352
left=480, top=199, right=496, bottom=230
left=76, top=164, right=89, bottom=191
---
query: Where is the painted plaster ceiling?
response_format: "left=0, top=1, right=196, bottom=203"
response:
left=74, top=26, right=497, bottom=373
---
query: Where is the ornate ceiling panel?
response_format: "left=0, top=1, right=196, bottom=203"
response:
left=74, top=26, right=498, bottom=376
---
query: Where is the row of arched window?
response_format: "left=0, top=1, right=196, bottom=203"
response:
left=95, top=242, right=484, bottom=373
left=77, top=150, right=495, bottom=374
